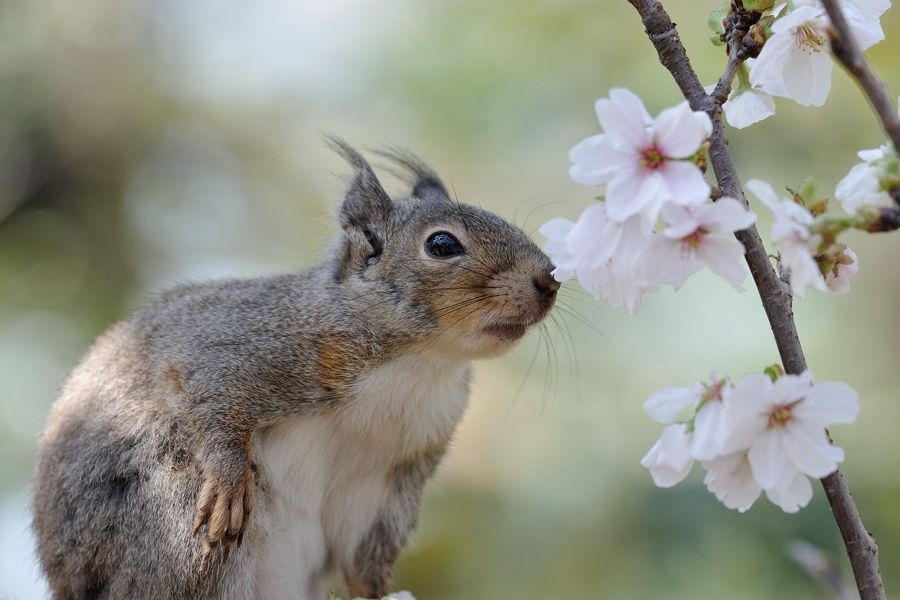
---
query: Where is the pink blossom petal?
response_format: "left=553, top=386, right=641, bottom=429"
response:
left=781, top=422, right=843, bottom=478
left=703, top=197, right=757, bottom=232
left=796, top=381, right=860, bottom=425
left=654, top=102, right=712, bottom=159
left=595, top=88, right=653, bottom=149
left=825, top=248, right=858, bottom=293
left=660, top=204, right=701, bottom=239
left=569, top=134, right=636, bottom=186
left=658, top=160, right=711, bottom=206
left=605, top=167, right=665, bottom=222
left=783, top=49, right=832, bottom=107
left=699, top=236, right=749, bottom=291
left=566, top=203, right=621, bottom=270
left=765, top=469, right=813, bottom=513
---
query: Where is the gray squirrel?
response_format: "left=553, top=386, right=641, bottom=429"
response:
left=32, top=138, right=559, bottom=600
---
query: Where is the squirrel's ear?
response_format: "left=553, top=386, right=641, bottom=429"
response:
left=327, top=136, right=392, bottom=259
left=373, top=147, right=451, bottom=203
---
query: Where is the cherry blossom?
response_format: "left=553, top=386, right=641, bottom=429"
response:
left=642, top=374, right=731, bottom=473
left=635, top=198, right=757, bottom=291
left=723, top=371, right=860, bottom=513
left=835, top=145, right=897, bottom=213
left=641, top=423, right=694, bottom=487
left=538, top=217, right=577, bottom=282
left=540, top=202, right=656, bottom=314
left=746, top=179, right=825, bottom=297
left=824, top=247, right=858, bottom=293
left=569, top=88, right=712, bottom=231
left=702, top=452, right=762, bottom=512
left=749, top=3, right=883, bottom=107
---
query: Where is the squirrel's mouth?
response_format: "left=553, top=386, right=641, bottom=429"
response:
left=482, top=322, right=529, bottom=342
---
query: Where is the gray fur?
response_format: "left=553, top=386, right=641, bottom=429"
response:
left=32, top=140, right=558, bottom=599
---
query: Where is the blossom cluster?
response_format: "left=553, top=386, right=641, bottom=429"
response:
left=540, top=88, right=757, bottom=314
left=747, top=179, right=859, bottom=296
left=715, top=0, right=890, bottom=128
left=641, top=371, right=859, bottom=513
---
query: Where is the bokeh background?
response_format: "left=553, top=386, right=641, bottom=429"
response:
left=1, top=0, right=899, bottom=598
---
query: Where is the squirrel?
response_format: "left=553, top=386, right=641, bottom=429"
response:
left=31, top=138, right=559, bottom=600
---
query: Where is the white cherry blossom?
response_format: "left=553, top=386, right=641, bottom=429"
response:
left=635, top=198, right=757, bottom=291
left=750, top=3, right=883, bottom=107
left=569, top=88, right=712, bottom=231
left=746, top=179, right=825, bottom=297
left=717, top=62, right=778, bottom=129
left=723, top=371, right=860, bottom=512
left=641, top=423, right=694, bottom=487
left=824, top=247, right=858, bottom=293
left=835, top=145, right=896, bottom=213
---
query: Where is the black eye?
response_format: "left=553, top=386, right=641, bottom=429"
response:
left=425, top=231, right=464, bottom=258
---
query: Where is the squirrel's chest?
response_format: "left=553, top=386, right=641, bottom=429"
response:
left=250, top=355, right=471, bottom=595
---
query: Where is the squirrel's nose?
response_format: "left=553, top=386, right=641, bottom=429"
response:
left=533, top=269, right=561, bottom=300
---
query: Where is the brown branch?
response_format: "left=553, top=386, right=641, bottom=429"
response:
left=821, top=0, right=900, bottom=152
left=626, top=1, right=885, bottom=599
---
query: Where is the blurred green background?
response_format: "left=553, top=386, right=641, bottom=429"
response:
left=1, top=0, right=899, bottom=598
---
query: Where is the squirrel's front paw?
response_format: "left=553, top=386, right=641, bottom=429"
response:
left=193, top=450, right=256, bottom=569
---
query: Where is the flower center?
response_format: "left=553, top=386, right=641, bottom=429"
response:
left=640, top=146, right=665, bottom=169
left=682, top=229, right=705, bottom=250
left=767, top=403, right=793, bottom=428
left=796, top=24, right=825, bottom=53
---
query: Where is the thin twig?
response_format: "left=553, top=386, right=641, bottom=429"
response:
left=821, top=0, right=900, bottom=151
left=625, top=1, right=885, bottom=599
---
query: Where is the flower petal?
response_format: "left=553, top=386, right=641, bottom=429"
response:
left=595, top=88, right=653, bottom=149
left=783, top=48, right=832, bottom=107
left=700, top=236, right=749, bottom=291
left=781, top=421, right=844, bottom=478
left=748, top=429, right=788, bottom=489
left=569, top=134, right=635, bottom=186
left=796, top=381, right=860, bottom=425
left=658, top=160, right=711, bottom=206
left=654, top=102, right=712, bottom=159
left=643, top=382, right=703, bottom=423
left=765, top=469, right=813, bottom=513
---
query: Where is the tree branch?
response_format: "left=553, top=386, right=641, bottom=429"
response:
left=625, top=1, right=885, bottom=599
left=821, top=0, right=900, bottom=152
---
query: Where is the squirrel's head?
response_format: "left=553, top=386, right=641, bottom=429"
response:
left=328, top=137, right=559, bottom=360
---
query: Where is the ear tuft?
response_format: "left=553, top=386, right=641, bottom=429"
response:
left=373, top=145, right=451, bottom=203
left=325, top=135, right=392, bottom=260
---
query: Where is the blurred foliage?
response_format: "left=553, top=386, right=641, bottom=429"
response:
left=1, top=0, right=900, bottom=598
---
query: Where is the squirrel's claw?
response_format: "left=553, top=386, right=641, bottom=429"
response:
left=193, top=455, right=256, bottom=570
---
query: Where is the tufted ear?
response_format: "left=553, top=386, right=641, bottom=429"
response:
left=326, top=136, right=392, bottom=261
left=374, top=146, right=451, bottom=204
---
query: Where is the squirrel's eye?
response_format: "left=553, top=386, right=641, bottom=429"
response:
left=425, top=232, right=464, bottom=258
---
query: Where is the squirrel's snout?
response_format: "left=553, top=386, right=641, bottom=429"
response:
left=533, top=269, right=561, bottom=302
